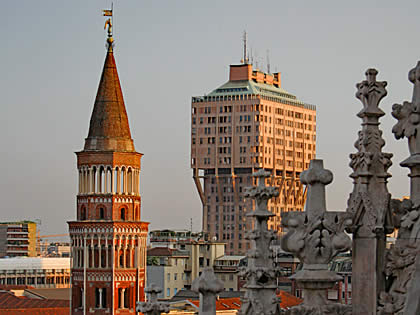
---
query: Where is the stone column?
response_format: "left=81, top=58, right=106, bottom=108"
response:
left=345, top=69, right=392, bottom=315
left=97, top=168, right=101, bottom=193
left=104, top=169, right=108, bottom=194
left=98, top=245, right=102, bottom=268
left=91, top=237, right=95, bottom=268
left=121, top=288, right=125, bottom=308
left=105, top=238, right=109, bottom=268
left=117, top=168, right=121, bottom=194
left=98, top=288, right=103, bottom=308
left=123, top=245, right=127, bottom=268
left=111, top=168, right=115, bottom=194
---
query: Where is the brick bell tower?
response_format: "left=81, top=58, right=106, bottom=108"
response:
left=68, top=18, right=148, bottom=315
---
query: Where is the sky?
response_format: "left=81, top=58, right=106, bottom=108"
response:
left=2, top=0, right=420, bottom=236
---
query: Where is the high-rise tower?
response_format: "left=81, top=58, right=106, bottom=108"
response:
left=68, top=21, right=148, bottom=314
left=191, top=63, right=316, bottom=255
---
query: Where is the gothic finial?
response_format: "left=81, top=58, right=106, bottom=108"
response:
left=244, top=169, right=278, bottom=216
left=192, top=268, right=224, bottom=315
left=356, top=68, right=387, bottom=118
left=281, top=159, right=351, bottom=310
left=409, top=61, right=420, bottom=110
left=136, top=283, right=170, bottom=315
left=300, top=159, right=333, bottom=218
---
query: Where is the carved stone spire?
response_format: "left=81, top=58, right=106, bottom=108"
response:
left=238, top=169, right=282, bottom=315
left=381, top=61, right=420, bottom=315
left=136, top=284, right=170, bottom=315
left=281, top=160, right=351, bottom=313
left=346, top=69, right=393, bottom=315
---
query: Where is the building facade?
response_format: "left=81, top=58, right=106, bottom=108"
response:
left=147, top=231, right=241, bottom=298
left=68, top=30, right=148, bottom=314
left=0, top=221, right=37, bottom=258
left=191, top=63, right=316, bottom=254
left=0, top=257, right=70, bottom=288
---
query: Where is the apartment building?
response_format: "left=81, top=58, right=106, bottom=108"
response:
left=191, top=63, right=316, bottom=254
left=0, top=221, right=37, bottom=257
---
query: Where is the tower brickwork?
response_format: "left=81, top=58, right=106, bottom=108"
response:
left=68, top=30, right=148, bottom=314
left=191, top=63, right=316, bottom=255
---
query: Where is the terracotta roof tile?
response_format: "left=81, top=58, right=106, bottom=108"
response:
left=0, top=291, right=69, bottom=309
left=84, top=45, right=134, bottom=152
left=186, top=290, right=302, bottom=311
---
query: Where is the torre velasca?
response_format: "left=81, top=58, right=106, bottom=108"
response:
left=68, top=26, right=148, bottom=314
left=191, top=63, right=316, bottom=255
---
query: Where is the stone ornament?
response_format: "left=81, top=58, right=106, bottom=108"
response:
left=136, top=283, right=170, bottom=315
left=281, top=160, right=351, bottom=313
left=347, top=69, right=394, bottom=238
left=192, top=268, right=224, bottom=315
left=378, top=61, right=420, bottom=315
left=238, top=169, right=283, bottom=315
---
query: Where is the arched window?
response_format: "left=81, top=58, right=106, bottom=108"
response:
left=120, top=208, right=126, bottom=221
left=81, top=207, right=86, bottom=220
left=99, top=207, right=105, bottom=220
left=119, top=252, right=124, bottom=267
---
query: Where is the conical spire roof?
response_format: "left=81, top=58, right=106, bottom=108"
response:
left=84, top=42, right=135, bottom=152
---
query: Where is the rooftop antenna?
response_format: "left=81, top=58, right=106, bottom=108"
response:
left=250, top=47, right=254, bottom=65
left=241, top=31, right=249, bottom=64
left=255, top=50, right=259, bottom=70
left=266, top=49, right=271, bottom=74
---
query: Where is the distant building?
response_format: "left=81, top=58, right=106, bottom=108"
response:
left=147, top=247, right=189, bottom=299
left=191, top=62, right=317, bottom=255
left=46, top=243, right=70, bottom=257
left=327, top=255, right=352, bottom=305
left=149, top=229, right=202, bottom=249
left=147, top=231, right=242, bottom=299
left=213, top=255, right=246, bottom=291
left=0, top=221, right=37, bottom=258
left=0, top=257, right=70, bottom=288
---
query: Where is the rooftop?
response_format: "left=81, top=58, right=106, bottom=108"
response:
left=0, top=257, right=70, bottom=271
left=83, top=43, right=135, bottom=152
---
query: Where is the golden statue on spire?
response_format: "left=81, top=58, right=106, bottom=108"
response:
left=104, top=18, right=112, bottom=37
left=103, top=6, right=113, bottom=46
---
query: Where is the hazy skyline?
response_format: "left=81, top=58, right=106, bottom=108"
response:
left=2, top=1, right=420, bottom=236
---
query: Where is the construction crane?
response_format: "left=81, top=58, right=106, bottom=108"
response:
left=37, top=234, right=69, bottom=240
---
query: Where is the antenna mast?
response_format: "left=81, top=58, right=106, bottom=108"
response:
left=242, top=31, right=248, bottom=64
left=267, top=49, right=271, bottom=74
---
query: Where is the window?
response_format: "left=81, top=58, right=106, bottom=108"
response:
left=120, top=208, right=126, bottom=220
left=174, top=288, right=178, bottom=295
left=80, top=207, right=86, bottom=220
left=167, top=273, right=170, bottom=281
left=99, top=207, right=105, bottom=219
left=174, top=273, right=177, bottom=280
left=167, top=288, right=170, bottom=297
